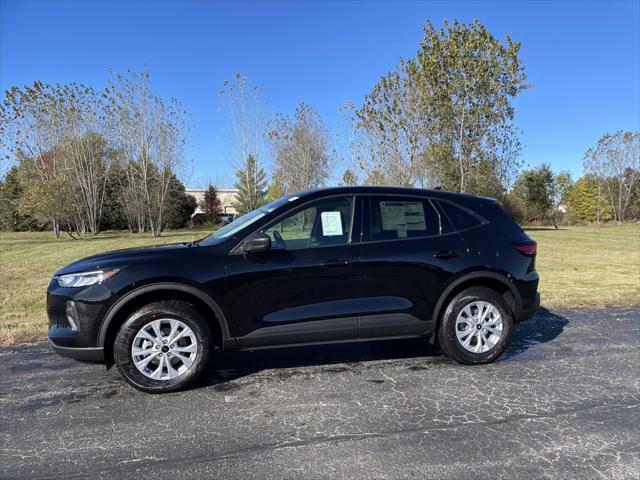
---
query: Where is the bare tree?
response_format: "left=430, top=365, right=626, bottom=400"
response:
left=1, top=82, right=74, bottom=236
left=106, top=70, right=189, bottom=237
left=268, top=103, right=333, bottom=193
left=584, top=130, right=640, bottom=222
left=356, top=62, right=429, bottom=187
left=57, top=84, right=114, bottom=234
left=220, top=73, right=268, bottom=211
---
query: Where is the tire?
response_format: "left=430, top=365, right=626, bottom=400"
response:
left=437, top=287, right=513, bottom=365
left=113, top=300, right=211, bottom=393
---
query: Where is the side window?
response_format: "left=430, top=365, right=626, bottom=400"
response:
left=437, top=200, right=483, bottom=232
left=263, top=197, right=353, bottom=250
left=369, top=196, right=440, bottom=241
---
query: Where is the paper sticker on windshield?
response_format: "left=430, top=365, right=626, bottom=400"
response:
left=321, top=211, right=343, bottom=236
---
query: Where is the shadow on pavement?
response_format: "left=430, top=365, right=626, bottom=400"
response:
left=503, top=307, right=569, bottom=359
left=195, top=307, right=568, bottom=389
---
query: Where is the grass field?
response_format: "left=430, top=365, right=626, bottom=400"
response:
left=1, top=225, right=639, bottom=346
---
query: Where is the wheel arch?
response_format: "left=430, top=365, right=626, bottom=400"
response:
left=431, top=272, right=522, bottom=326
left=99, top=283, right=230, bottom=368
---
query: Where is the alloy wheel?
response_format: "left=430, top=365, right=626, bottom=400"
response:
left=131, top=318, right=198, bottom=380
left=455, top=301, right=503, bottom=353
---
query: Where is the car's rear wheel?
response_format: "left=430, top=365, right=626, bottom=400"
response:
left=438, top=287, right=513, bottom=365
left=114, top=301, right=211, bottom=393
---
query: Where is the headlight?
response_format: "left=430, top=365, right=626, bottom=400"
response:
left=57, top=269, right=120, bottom=288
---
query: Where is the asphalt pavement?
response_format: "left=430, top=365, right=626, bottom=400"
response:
left=1, top=306, right=639, bottom=479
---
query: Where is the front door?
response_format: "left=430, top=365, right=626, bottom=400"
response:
left=225, top=195, right=363, bottom=348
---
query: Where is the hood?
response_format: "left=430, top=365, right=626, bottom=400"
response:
left=54, top=242, right=193, bottom=276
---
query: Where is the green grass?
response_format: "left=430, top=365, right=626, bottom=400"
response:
left=0, top=229, right=206, bottom=346
left=1, top=225, right=638, bottom=346
left=524, top=224, right=640, bottom=309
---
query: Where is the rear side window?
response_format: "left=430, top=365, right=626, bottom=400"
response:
left=369, top=196, right=440, bottom=241
left=437, top=200, right=484, bottom=232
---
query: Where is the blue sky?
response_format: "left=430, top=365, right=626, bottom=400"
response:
left=1, top=0, right=639, bottom=188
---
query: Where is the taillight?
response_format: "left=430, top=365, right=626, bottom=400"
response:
left=513, top=241, right=537, bottom=256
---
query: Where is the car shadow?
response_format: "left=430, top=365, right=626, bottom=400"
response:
left=194, top=307, right=569, bottom=389
left=502, top=307, right=569, bottom=359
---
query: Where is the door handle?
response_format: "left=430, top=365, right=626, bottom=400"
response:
left=433, top=250, right=461, bottom=260
left=322, top=258, right=351, bottom=267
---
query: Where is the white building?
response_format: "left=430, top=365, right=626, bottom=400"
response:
left=185, top=189, right=239, bottom=216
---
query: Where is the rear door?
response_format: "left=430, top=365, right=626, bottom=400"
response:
left=224, top=195, right=364, bottom=348
left=357, top=195, right=468, bottom=339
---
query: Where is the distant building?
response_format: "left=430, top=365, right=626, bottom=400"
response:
left=185, top=189, right=239, bottom=216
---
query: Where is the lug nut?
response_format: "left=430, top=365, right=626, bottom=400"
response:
left=167, top=353, right=172, bottom=357
left=163, top=340, right=168, bottom=345
left=158, top=353, right=163, bottom=357
left=155, top=345, right=160, bottom=349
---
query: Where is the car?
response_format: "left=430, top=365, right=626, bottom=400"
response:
left=47, top=186, right=540, bottom=393
left=216, top=213, right=236, bottom=225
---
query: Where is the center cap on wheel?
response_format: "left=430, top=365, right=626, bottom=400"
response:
left=161, top=346, right=169, bottom=353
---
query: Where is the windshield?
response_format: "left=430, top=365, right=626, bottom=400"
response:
left=199, top=196, right=292, bottom=245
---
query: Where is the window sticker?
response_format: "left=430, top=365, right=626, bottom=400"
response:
left=320, top=211, right=343, bottom=236
left=380, top=201, right=426, bottom=237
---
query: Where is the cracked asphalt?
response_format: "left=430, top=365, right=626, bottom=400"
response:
left=1, top=306, right=639, bottom=479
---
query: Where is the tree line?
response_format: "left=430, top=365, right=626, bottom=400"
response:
left=0, top=71, right=198, bottom=237
left=506, top=131, right=640, bottom=225
left=1, top=20, right=639, bottom=237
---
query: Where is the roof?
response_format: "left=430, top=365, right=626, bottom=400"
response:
left=289, top=186, right=497, bottom=202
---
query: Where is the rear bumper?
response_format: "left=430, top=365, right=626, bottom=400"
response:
left=48, top=340, right=104, bottom=362
left=518, top=291, right=540, bottom=323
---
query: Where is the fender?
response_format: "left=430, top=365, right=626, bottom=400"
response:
left=97, top=282, right=230, bottom=347
left=431, top=271, right=522, bottom=324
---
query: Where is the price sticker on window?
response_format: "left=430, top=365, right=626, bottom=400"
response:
left=320, top=211, right=343, bottom=236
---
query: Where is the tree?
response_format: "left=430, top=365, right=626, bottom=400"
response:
left=220, top=73, right=268, bottom=215
left=584, top=130, right=640, bottom=222
left=17, top=156, right=78, bottom=236
left=355, top=61, right=426, bottom=187
left=200, top=184, right=222, bottom=222
left=105, top=69, right=189, bottom=237
left=164, top=175, right=197, bottom=229
left=268, top=103, right=333, bottom=193
left=341, top=169, right=358, bottom=186
left=100, top=162, right=129, bottom=231
left=1, top=81, right=74, bottom=236
left=565, top=175, right=613, bottom=223
left=549, top=171, right=573, bottom=226
left=355, top=19, right=529, bottom=196
left=1, top=81, right=116, bottom=236
left=233, top=154, right=267, bottom=214
left=0, top=166, right=42, bottom=231
left=512, top=164, right=554, bottom=223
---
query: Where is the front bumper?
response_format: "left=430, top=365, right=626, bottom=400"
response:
left=46, top=279, right=115, bottom=363
left=48, top=340, right=104, bottom=362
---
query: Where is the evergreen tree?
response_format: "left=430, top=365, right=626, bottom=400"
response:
left=0, top=166, right=43, bottom=231
left=233, top=154, right=267, bottom=214
left=164, top=175, right=197, bottom=229
left=200, top=184, right=222, bottom=223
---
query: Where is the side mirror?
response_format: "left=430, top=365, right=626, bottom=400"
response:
left=242, top=233, right=271, bottom=254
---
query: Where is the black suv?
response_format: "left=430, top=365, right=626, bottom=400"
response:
left=48, top=187, right=540, bottom=393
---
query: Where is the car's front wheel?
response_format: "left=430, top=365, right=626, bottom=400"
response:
left=437, top=287, right=513, bottom=365
left=114, top=300, right=211, bottom=393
